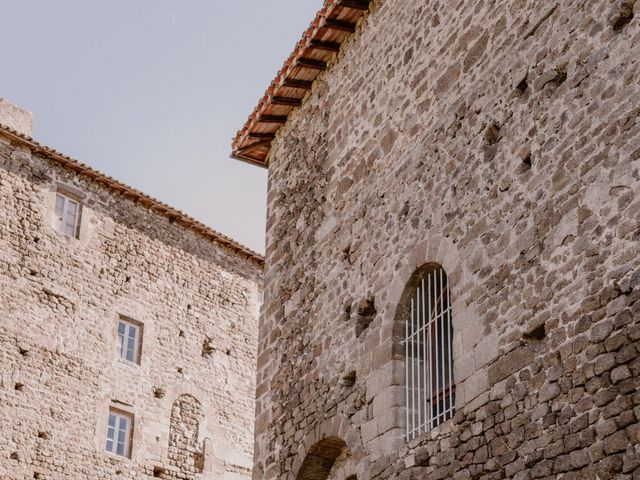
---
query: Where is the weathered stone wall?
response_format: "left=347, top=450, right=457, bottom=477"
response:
left=0, top=132, right=263, bottom=479
left=257, top=1, right=640, bottom=479
left=0, top=98, right=32, bottom=136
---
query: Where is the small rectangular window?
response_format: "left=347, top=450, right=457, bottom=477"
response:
left=105, top=409, right=133, bottom=458
left=117, top=318, right=143, bottom=364
left=54, top=192, right=81, bottom=238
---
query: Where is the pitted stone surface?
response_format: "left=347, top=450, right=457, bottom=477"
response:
left=0, top=133, right=262, bottom=479
left=257, top=0, right=640, bottom=479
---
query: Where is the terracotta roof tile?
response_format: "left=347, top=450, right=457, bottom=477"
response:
left=231, top=0, right=372, bottom=167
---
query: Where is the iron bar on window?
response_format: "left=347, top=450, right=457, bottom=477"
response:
left=404, top=266, right=455, bottom=440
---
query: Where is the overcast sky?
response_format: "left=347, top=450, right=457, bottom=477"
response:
left=0, top=1, right=320, bottom=253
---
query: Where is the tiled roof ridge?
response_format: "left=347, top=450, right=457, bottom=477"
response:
left=0, top=123, right=264, bottom=265
left=231, top=0, right=341, bottom=157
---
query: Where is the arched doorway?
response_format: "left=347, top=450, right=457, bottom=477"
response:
left=296, top=437, right=353, bottom=480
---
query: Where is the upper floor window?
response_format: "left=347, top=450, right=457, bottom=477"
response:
left=117, top=317, right=143, bottom=365
left=54, top=192, right=81, bottom=238
left=403, top=264, right=455, bottom=440
left=106, top=409, right=133, bottom=458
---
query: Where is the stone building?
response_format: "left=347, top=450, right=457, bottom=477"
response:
left=0, top=100, right=263, bottom=479
left=232, top=0, right=640, bottom=479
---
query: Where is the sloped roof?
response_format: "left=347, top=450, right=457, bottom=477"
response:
left=0, top=123, right=264, bottom=264
left=231, top=0, right=372, bottom=168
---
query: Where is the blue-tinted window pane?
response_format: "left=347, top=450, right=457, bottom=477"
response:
left=117, top=321, right=141, bottom=363
left=126, top=326, right=137, bottom=361
left=67, top=200, right=77, bottom=216
left=107, top=412, right=132, bottom=457
left=64, top=221, right=75, bottom=237
left=117, top=335, right=124, bottom=357
left=54, top=194, right=65, bottom=219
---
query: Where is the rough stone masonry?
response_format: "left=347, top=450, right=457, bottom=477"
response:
left=0, top=101, right=263, bottom=479
left=250, top=0, right=640, bottom=479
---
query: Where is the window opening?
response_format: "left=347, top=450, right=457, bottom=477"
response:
left=117, top=317, right=143, bottom=364
left=404, top=266, right=455, bottom=440
left=54, top=192, right=81, bottom=238
left=106, top=409, right=133, bottom=458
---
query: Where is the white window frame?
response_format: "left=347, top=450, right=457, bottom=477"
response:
left=117, top=317, right=143, bottom=365
left=53, top=191, right=81, bottom=238
left=105, top=409, right=133, bottom=458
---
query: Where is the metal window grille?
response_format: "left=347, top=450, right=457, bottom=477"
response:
left=117, top=318, right=142, bottom=364
left=404, top=266, right=455, bottom=440
left=106, top=409, right=133, bottom=458
left=54, top=192, right=81, bottom=238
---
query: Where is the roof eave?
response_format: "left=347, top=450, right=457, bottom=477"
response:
left=229, top=0, right=373, bottom=167
left=230, top=151, right=269, bottom=169
left=0, top=124, right=265, bottom=265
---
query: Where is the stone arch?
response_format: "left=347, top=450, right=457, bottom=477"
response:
left=292, top=415, right=366, bottom=480
left=392, top=262, right=446, bottom=329
left=168, top=394, right=205, bottom=472
left=296, top=437, right=348, bottom=480
left=384, top=237, right=466, bottom=337
left=354, top=237, right=479, bottom=449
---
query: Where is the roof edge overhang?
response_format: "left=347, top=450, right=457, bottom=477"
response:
left=230, top=0, right=373, bottom=168
left=0, top=124, right=265, bottom=265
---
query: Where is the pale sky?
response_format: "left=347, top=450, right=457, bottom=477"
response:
left=0, top=1, right=320, bottom=253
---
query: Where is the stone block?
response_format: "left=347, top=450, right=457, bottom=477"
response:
left=488, top=346, right=534, bottom=385
left=361, top=419, right=379, bottom=444
left=610, top=365, right=631, bottom=384
left=603, top=430, right=629, bottom=454
left=463, top=369, right=489, bottom=403
left=473, top=334, right=499, bottom=369
left=594, top=353, right=616, bottom=375
left=569, top=449, right=590, bottom=469
left=454, top=350, right=476, bottom=383
left=539, top=383, right=561, bottom=403
left=591, top=319, right=614, bottom=343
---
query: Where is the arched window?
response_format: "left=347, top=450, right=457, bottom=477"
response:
left=402, top=264, right=455, bottom=440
